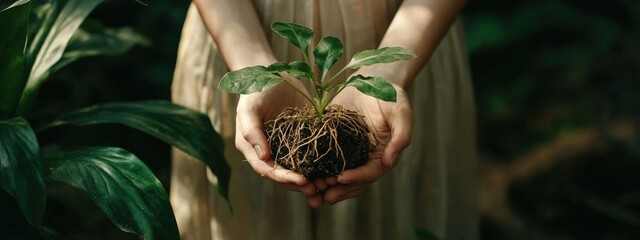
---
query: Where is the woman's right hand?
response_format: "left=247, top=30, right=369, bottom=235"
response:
left=234, top=77, right=325, bottom=208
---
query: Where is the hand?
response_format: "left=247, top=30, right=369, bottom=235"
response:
left=322, top=79, right=413, bottom=205
left=234, top=77, right=324, bottom=208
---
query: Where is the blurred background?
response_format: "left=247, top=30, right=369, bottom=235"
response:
left=2, top=0, right=639, bottom=239
left=465, top=0, right=640, bottom=238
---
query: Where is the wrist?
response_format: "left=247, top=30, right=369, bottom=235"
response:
left=225, top=53, right=278, bottom=71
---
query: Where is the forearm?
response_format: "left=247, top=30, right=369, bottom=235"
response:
left=193, top=0, right=276, bottom=71
left=359, top=0, right=467, bottom=89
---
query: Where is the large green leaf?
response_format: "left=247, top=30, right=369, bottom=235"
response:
left=345, top=75, right=397, bottom=102
left=22, top=0, right=105, bottom=104
left=313, top=36, right=343, bottom=80
left=270, top=22, right=314, bottom=57
left=27, top=0, right=56, bottom=45
left=51, top=26, right=148, bottom=74
left=0, top=0, right=29, bottom=12
left=39, top=101, right=231, bottom=203
left=345, top=47, right=416, bottom=70
left=0, top=117, right=46, bottom=227
left=219, top=66, right=283, bottom=94
left=0, top=0, right=30, bottom=118
left=267, top=61, right=313, bottom=80
left=17, top=0, right=143, bottom=114
left=44, top=147, right=179, bottom=240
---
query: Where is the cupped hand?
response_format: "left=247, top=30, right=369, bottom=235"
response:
left=234, top=77, right=325, bottom=208
left=322, top=79, right=413, bottom=205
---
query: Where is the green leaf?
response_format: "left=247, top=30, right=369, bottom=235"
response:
left=313, top=36, right=343, bottom=80
left=346, top=75, right=397, bottom=102
left=24, top=0, right=105, bottom=98
left=18, top=0, right=143, bottom=115
left=44, top=147, right=179, bottom=240
left=27, top=0, right=55, bottom=41
left=267, top=61, right=313, bottom=80
left=0, top=0, right=29, bottom=12
left=52, top=27, right=148, bottom=74
left=39, top=101, right=231, bottom=203
left=0, top=0, right=30, bottom=118
left=0, top=117, right=45, bottom=227
left=219, top=66, right=283, bottom=94
left=345, top=47, right=416, bottom=69
left=270, top=22, right=314, bottom=57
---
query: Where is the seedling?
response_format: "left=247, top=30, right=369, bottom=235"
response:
left=219, top=22, right=416, bottom=178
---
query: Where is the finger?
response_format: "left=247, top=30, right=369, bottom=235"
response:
left=314, top=178, right=328, bottom=192
left=279, top=182, right=317, bottom=197
left=236, top=120, right=307, bottom=186
left=236, top=107, right=270, bottom=160
left=382, top=106, right=412, bottom=169
left=324, top=176, right=338, bottom=186
left=336, top=158, right=386, bottom=185
left=307, top=193, right=325, bottom=209
left=298, top=182, right=317, bottom=197
left=324, top=184, right=365, bottom=205
left=334, top=188, right=365, bottom=204
left=244, top=157, right=307, bottom=186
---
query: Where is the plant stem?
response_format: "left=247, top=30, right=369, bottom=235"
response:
left=312, top=83, right=325, bottom=118
left=315, top=84, right=324, bottom=104
left=281, top=78, right=316, bottom=108
left=302, top=51, right=327, bottom=118
left=302, top=53, right=316, bottom=84
left=324, top=66, right=349, bottom=86
left=316, top=67, right=350, bottom=115
left=320, top=84, right=348, bottom=111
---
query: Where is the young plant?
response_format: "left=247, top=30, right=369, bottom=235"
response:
left=219, top=22, right=416, bottom=178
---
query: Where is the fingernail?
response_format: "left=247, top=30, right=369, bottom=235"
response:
left=253, top=145, right=264, bottom=159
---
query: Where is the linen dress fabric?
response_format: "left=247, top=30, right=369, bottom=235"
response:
left=170, top=0, right=477, bottom=239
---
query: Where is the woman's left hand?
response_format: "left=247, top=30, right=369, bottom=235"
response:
left=321, top=79, right=413, bottom=205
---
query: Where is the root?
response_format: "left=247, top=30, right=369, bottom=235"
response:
left=261, top=165, right=277, bottom=177
left=266, top=105, right=371, bottom=176
left=242, top=159, right=278, bottom=177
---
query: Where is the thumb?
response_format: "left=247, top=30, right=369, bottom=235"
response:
left=382, top=106, right=412, bottom=169
left=236, top=109, right=271, bottom=161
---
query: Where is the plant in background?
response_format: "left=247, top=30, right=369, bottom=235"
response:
left=0, top=0, right=230, bottom=239
left=219, top=22, right=415, bottom=178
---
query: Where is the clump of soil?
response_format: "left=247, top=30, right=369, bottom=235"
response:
left=266, top=105, right=372, bottom=179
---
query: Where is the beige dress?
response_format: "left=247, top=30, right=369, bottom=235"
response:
left=170, top=1, right=477, bottom=239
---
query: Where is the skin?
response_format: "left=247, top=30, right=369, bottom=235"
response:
left=193, top=0, right=467, bottom=208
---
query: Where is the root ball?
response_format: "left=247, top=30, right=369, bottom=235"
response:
left=266, top=105, right=371, bottom=179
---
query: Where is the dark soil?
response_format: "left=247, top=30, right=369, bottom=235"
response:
left=266, top=105, right=371, bottom=179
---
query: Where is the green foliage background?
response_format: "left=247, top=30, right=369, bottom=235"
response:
left=466, top=0, right=640, bottom=155
left=464, top=0, right=640, bottom=238
left=1, top=0, right=192, bottom=239
left=2, top=0, right=638, bottom=239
